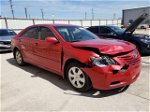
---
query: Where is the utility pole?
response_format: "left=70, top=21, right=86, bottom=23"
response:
left=92, top=8, right=94, bottom=19
left=85, top=12, right=87, bottom=19
left=9, top=0, right=14, bottom=18
left=113, top=13, right=116, bottom=19
left=41, top=8, right=44, bottom=19
left=24, top=8, right=28, bottom=19
left=29, top=14, right=31, bottom=19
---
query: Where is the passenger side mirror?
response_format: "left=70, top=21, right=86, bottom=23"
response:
left=45, top=37, right=58, bottom=44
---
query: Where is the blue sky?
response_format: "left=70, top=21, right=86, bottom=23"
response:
left=1, top=0, right=149, bottom=19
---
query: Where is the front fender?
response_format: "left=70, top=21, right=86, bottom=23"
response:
left=64, top=46, right=99, bottom=65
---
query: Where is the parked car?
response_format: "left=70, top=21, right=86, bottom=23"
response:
left=87, top=13, right=150, bottom=55
left=0, top=29, right=16, bottom=52
left=11, top=24, right=141, bottom=92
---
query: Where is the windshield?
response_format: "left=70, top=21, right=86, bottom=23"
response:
left=109, top=26, right=124, bottom=34
left=55, top=26, right=98, bottom=42
left=0, top=30, right=16, bottom=36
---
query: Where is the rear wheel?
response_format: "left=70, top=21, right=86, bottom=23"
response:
left=66, top=62, right=92, bottom=92
left=15, top=50, right=25, bottom=66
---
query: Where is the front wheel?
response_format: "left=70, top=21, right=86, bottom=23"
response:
left=66, top=62, right=92, bottom=92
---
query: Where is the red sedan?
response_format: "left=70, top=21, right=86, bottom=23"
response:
left=11, top=24, right=141, bottom=92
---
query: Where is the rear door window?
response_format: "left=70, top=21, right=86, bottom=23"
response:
left=21, top=27, right=39, bottom=39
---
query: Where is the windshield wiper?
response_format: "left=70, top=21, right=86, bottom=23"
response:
left=70, top=40, right=81, bottom=42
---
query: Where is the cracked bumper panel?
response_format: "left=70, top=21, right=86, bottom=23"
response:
left=82, top=50, right=141, bottom=90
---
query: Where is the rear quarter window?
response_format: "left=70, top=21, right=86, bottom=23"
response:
left=20, top=27, right=39, bottom=39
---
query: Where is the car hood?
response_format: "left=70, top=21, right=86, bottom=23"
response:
left=0, top=35, right=14, bottom=41
left=124, top=13, right=148, bottom=34
left=71, top=39, right=135, bottom=55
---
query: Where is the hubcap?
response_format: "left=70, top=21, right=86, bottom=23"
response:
left=68, top=67, right=86, bottom=88
left=16, top=51, right=22, bottom=64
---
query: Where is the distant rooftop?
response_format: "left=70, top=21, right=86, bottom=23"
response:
left=123, top=6, right=150, bottom=11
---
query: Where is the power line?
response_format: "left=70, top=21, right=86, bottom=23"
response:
left=9, top=0, right=15, bottom=18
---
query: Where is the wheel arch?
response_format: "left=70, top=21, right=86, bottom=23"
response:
left=13, top=47, right=19, bottom=59
left=63, top=58, right=86, bottom=79
left=64, top=58, right=93, bottom=91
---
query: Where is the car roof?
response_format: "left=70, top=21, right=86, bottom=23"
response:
left=32, top=24, right=79, bottom=27
left=89, top=25, right=117, bottom=28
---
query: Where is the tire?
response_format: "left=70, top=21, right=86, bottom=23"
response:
left=66, top=62, right=92, bottom=92
left=15, top=50, right=25, bottom=66
left=118, top=85, right=130, bottom=92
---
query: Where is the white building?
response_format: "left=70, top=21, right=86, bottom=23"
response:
left=122, top=7, right=150, bottom=27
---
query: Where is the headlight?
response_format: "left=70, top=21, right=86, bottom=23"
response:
left=140, top=39, right=150, bottom=43
left=89, top=56, right=118, bottom=67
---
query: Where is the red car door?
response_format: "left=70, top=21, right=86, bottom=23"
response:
left=32, top=26, right=62, bottom=73
left=18, top=37, right=31, bottom=59
left=18, top=27, right=39, bottom=61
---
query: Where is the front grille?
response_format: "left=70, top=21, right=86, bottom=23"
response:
left=3, top=41, right=11, bottom=45
left=0, top=41, right=11, bottom=45
left=0, top=47, right=10, bottom=49
left=118, top=52, right=140, bottom=65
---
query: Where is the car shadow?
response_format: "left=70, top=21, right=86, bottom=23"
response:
left=7, top=58, right=129, bottom=98
left=141, top=53, right=150, bottom=57
left=0, top=51, right=12, bottom=54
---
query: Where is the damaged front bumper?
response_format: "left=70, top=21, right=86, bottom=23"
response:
left=82, top=51, right=141, bottom=90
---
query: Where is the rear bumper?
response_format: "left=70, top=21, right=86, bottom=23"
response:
left=82, top=59, right=141, bottom=90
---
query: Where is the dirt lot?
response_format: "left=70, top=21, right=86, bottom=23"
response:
left=0, top=52, right=149, bottom=111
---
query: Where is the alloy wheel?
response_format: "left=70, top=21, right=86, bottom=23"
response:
left=16, top=50, right=23, bottom=64
left=68, top=67, right=86, bottom=88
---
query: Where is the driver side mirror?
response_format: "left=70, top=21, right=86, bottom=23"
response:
left=45, top=37, right=59, bottom=44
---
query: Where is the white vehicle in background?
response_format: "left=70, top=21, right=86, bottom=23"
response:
left=0, top=29, right=16, bottom=52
